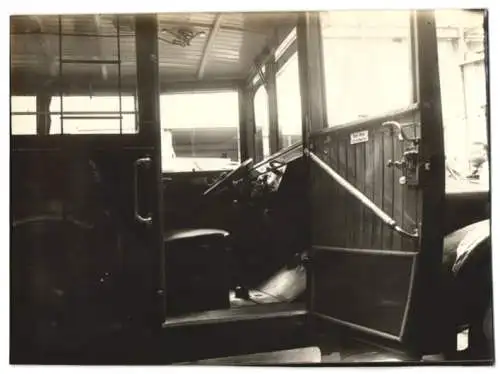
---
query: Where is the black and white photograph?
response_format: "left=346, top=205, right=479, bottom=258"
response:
left=7, top=1, right=495, bottom=367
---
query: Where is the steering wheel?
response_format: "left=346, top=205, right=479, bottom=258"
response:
left=203, top=158, right=254, bottom=196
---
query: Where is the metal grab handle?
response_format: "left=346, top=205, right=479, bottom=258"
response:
left=307, top=150, right=419, bottom=241
left=134, top=156, right=153, bottom=225
left=382, top=121, right=419, bottom=145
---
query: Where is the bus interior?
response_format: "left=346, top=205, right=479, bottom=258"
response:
left=10, top=9, right=491, bottom=364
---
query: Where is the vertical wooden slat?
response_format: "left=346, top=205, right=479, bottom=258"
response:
left=364, top=129, right=374, bottom=248
left=315, top=140, right=327, bottom=245
left=382, top=128, right=394, bottom=249
left=346, top=138, right=357, bottom=247
left=355, top=141, right=365, bottom=248
left=392, top=131, right=403, bottom=250
left=373, top=128, right=384, bottom=249
left=326, top=139, right=337, bottom=244
left=328, top=137, right=340, bottom=246
left=338, top=138, right=348, bottom=248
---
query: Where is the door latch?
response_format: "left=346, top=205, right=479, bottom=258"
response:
left=383, top=121, right=420, bottom=187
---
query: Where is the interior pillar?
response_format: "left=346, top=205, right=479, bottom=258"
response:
left=36, top=93, right=51, bottom=135
left=134, top=14, right=166, bottom=324
left=296, top=12, right=328, bottom=144
left=265, top=60, right=280, bottom=153
left=238, top=85, right=257, bottom=161
left=135, top=14, right=161, bottom=140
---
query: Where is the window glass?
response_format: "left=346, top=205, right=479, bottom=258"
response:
left=276, top=52, right=302, bottom=149
left=49, top=96, right=137, bottom=134
left=11, top=14, right=139, bottom=136
left=160, top=91, right=240, bottom=172
left=435, top=10, right=488, bottom=192
left=320, top=11, right=413, bottom=126
left=11, top=96, right=37, bottom=135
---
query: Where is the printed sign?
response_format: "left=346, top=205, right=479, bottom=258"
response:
left=350, top=130, right=369, bottom=145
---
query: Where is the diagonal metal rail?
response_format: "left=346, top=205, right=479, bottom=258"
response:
left=308, top=149, right=419, bottom=241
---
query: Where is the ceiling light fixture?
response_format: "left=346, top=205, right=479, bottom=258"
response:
left=159, top=28, right=206, bottom=47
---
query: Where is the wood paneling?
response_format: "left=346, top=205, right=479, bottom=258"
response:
left=309, top=107, right=421, bottom=338
left=310, top=109, right=420, bottom=252
left=312, top=249, right=416, bottom=338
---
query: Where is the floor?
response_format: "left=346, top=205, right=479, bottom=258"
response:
left=162, top=264, right=472, bottom=365
left=184, top=346, right=322, bottom=365
left=163, top=270, right=305, bottom=327
left=183, top=344, right=414, bottom=365
left=230, top=264, right=306, bottom=307
left=188, top=330, right=473, bottom=365
left=163, top=302, right=306, bottom=328
left=173, top=326, right=473, bottom=365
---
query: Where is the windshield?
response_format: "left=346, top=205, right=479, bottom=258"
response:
left=161, top=129, right=240, bottom=172
left=160, top=91, right=241, bottom=173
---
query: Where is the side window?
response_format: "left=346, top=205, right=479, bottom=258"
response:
left=160, top=91, right=240, bottom=172
left=276, top=51, right=302, bottom=148
left=10, top=15, right=139, bottom=136
left=254, top=84, right=271, bottom=159
left=11, top=96, right=37, bottom=135
left=435, top=10, right=489, bottom=192
left=320, top=11, right=413, bottom=126
left=49, top=96, right=137, bottom=134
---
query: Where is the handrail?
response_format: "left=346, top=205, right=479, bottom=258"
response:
left=308, top=150, right=419, bottom=241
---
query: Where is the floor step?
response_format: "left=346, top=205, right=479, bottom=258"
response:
left=163, top=302, right=306, bottom=328
left=183, top=346, right=321, bottom=365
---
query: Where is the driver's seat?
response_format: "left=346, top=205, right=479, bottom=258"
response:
left=163, top=228, right=232, bottom=316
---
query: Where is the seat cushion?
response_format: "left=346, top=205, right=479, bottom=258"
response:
left=164, top=228, right=229, bottom=243
left=163, top=228, right=231, bottom=315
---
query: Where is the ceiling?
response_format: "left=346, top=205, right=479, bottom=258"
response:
left=10, top=12, right=298, bottom=94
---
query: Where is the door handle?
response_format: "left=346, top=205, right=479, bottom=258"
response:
left=134, top=156, right=153, bottom=225
left=382, top=121, right=421, bottom=187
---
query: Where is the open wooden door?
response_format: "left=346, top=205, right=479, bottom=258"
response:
left=302, top=11, right=446, bottom=355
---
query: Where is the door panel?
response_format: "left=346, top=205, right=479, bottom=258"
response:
left=308, top=11, right=445, bottom=354
left=311, top=108, right=420, bottom=252
left=309, top=108, right=420, bottom=341
left=312, top=249, right=416, bottom=339
left=11, top=137, right=164, bottom=357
